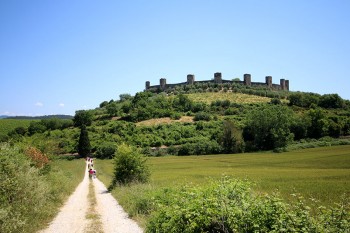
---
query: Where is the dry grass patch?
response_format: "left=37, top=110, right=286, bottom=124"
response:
left=187, top=92, right=271, bottom=104
left=85, top=181, right=103, bottom=233
left=136, top=116, right=194, bottom=127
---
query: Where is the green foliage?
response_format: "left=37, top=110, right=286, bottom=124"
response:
left=119, top=93, right=132, bottom=102
left=110, top=144, right=150, bottom=186
left=28, top=121, right=47, bottom=135
left=288, top=92, right=320, bottom=107
left=99, top=100, right=109, bottom=108
left=173, top=94, right=193, bottom=112
left=73, top=110, right=93, bottom=127
left=319, top=93, right=344, bottom=109
left=0, top=144, right=50, bottom=233
left=146, top=177, right=350, bottom=233
left=220, top=120, right=245, bottom=153
left=177, top=140, right=222, bottom=155
left=193, top=112, right=212, bottom=121
left=106, top=101, right=120, bottom=116
left=306, top=107, right=329, bottom=139
left=244, top=105, right=294, bottom=150
left=95, top=142, right=117, bottom=159
left=40, top=118, right=73, bottom=130
left=77, top=125, right=91, bottom=157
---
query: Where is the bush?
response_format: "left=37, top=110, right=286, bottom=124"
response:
left=110, top=144, right=150, bottom=187
left=0, top=144, right=50, bottom=233
left=177, top=140, right=222, bottom=155
left=146, top=177, right=350, bottom=233
left=95, top=142, right=116, bottom=159
left=193, top=112, right=212, bottom=121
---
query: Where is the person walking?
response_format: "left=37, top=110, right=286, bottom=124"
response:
left=88, top=168, right=94, bottom=179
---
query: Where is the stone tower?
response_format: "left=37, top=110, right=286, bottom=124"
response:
left=280, top=79, right=286, bottom=90
left=244, top=74, right=251, bottom=86
left=160, top=78, right=167, bottom=90
left=214, top=72, right=222, bottom=83
left=187, top=74, right=195, bottom=85
left=145, top=81, right=150, bottom=90
left=265, top=76, right=272, bottom=88
left=285, top=80, right=289, bottom=91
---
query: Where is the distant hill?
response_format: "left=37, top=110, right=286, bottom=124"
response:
left=3, top=115, right=73, bottom=120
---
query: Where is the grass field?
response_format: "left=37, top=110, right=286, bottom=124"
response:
left=95, top=145, right=350, bottom=207
left=0, top=119, right=34, bottom=137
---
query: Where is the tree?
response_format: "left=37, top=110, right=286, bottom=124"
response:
left=220, top=120, right=245, bottom=153
left=110, top=143, right=150, bottom=187
left=244, top=105, right=294, bottom=150
left=73, top=110, right=93, bottom=127
left=99, top=101, right=109, bottom=108
left=119, top=93, right=132, bottom=102
left=106, top=102, right=119, bottom=116
left=77, top=125, right=91, bottom=157
left=306, top=107, right=329, bottom=139
left=319, top=94, right=344, bottom=109
left=28, top=121, right=46, bottom=135
left=173, top=94, right=193, bottom=112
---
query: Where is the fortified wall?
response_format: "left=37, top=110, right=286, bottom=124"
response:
left=145, top=73, right=289, bottom=91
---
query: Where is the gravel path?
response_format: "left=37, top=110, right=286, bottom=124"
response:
left=39, top=162, right=143, bottom=233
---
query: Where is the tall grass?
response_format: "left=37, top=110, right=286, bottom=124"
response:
left=0, top=143, right=85, bottom=233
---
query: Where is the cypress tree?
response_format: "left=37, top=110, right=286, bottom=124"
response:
left=77, top=124, right=91, bottom=157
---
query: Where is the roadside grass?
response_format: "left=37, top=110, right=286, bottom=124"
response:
left=95, top=145, right=350, bottom=224
left=186, top=92, right=272, bottom=104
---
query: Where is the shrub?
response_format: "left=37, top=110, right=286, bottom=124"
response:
left=110, top=144, right=150, bottom=187
left=177, top=140, right=222, bottom=155
left=170, top=112, right=181, bottom=120
left=24, top=146, right=50, bottom=169
left=193, top=112, right=212, bottom=121
left=146, top=177, right=350, bottom=233
left=95, top=142, right=116, bottom=159
left=0, top=144, right=50, bottom=233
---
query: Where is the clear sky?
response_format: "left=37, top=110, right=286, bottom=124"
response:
left=1, top=0, right=349, bottom=116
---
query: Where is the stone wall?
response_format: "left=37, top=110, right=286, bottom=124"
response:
left=146, top=73, right=289, bottom=91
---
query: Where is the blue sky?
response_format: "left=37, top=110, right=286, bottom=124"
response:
left=1, top=0, right=349, bottom=116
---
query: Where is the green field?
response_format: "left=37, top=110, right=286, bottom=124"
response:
left=96, top=145, right=350, bottom=206
left=0, top=119, right=33, bottom=137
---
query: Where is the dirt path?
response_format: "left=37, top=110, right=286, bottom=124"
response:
left=39, top=162, right=143, bottom=233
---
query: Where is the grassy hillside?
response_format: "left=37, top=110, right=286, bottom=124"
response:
left=0, top=119, right=34, bottom=138
left=186, top=92, right=273, bottom=104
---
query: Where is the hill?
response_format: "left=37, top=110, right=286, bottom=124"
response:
left=2, top=82, right=350, bottom=156
left=5, top=114, right=73, bottom=120
left=0, top=119, right=34, bottom=140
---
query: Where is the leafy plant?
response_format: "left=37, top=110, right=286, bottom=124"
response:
left=24, top=146, right=50, bottom=171
left=146, top=177, right=350, bottom=233
left=110, top=143, right=150, bottom=187
left=77, top=124, right=91, bottom=157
